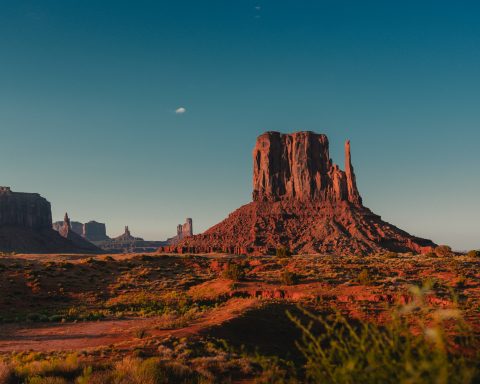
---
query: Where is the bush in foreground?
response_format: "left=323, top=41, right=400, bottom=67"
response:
left=286, top=285, right=479, bottom=384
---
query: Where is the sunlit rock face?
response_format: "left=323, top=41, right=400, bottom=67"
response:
left=252, top=131, right=361, bottom=204
left=163, top=132, right=436, bottom=256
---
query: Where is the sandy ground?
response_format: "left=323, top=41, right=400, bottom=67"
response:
left=0, top=298, right=258, bottom=352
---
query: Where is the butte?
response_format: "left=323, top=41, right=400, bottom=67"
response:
left=165, top=131, right=436, bottom=255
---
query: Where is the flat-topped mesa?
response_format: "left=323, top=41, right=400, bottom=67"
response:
left=0, top=189, right=101, bottom=253
left=0, top=186, right=52, bottom=229
left=252, top=131, right=362, bottom=204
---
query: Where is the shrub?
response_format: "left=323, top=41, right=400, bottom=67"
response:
left=280, top=270, right=300, bottom=286
left=435, top=245, right=452, bottom=257
left=467, top=250, right=480, bottom=258
left=276, top=247, right=292, bottom=258
left=456, top=275, right=467, bottom=289
left=356, top=269, right=372, bottom=285
left=287, top=286, right=480, bottom=384
left=222, top=262, right=246, bottom=281
left=384, top=251, right=398, bottom=258
left=134, top=328, right=148, bottom=339
left=113, top=357, right=199, bottom=384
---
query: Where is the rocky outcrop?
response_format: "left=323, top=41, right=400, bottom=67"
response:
left=83, top=221, right=109, bottom=242
left=58, top=213, right=103, bottom=253
left=167, top=218, right=193, bottom=244
left=53, top=220, right=83, bottom=234
left=0, top=187, right=101, bottom=253
left=53, top=219, right=109, bottom=242
left=0, top=187, right=52, bottom=229
left=252, top=131, right=361, bottom=204
left=98, top=226, right=165, bottom=253
left=162, top=131, right=436, bottom=255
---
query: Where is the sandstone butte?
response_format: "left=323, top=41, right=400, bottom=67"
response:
left=0, top=186, right=101, bottom=253
left=163, top=131, right=436, bottom=255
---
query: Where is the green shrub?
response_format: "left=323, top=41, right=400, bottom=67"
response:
left=280, top=270, right=300, bottom=285
left=276, top=247, right=292, bottom=258
left=222, top=262, right=246, bottom=281
left=287, top=286, right=480, bottom=384
left=435, top=245, right=452, bottom=257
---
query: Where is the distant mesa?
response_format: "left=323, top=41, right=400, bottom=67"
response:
left=53, top=219, right=109, bottom=242
left=98, top=225, right=165, bottom=253
left=167, top=218, right=193, bottom=245
left=0, top=187, right=101, bottom=253
left=164, top=131, right=436, bottom=255
left=57, top=213, right=103, bottom=253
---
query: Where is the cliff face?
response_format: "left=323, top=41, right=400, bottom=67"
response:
left=58, top=213, right=102, bottom=253
left=83, top=221, right=109, bottom=242
left=0, top=187, right=52, bottom=229
left=252, top=132, right=361, bottom=204
left=0, top=187, right=101, bottom=253
left=164, top=131, right=436, bottom=256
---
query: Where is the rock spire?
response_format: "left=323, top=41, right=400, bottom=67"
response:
left=252, top=131, right=361, bottom=204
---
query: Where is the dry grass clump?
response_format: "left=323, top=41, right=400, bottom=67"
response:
left=13, top=353, right=80, bottom=379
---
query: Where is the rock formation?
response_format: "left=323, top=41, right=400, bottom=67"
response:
left=83, top=221, right=109, bottom=242
left=0, top=187, right=52, bottom=229
left=167, top=218, right=193, bottom=244
left=53, top=220, right=82, bottom=235
left=53, top=219, right=109, bottom=242
left=163, top=131, right=436, bottom=255
left=0, top=187, right=101, bottom=253
left=57, top=213, right=103, bottom=253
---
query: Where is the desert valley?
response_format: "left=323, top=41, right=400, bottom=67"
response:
left=0, top=132, right=479, bottom=383
left=1, top=2, right=479, bottom=383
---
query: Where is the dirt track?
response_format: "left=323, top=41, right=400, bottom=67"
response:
left=0, top=298, right=258, bottom=352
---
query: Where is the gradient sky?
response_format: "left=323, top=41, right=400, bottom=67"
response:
left=1, top=1, right=479, bottom=250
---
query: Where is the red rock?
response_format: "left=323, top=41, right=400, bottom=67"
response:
left=0, top=187, right=101, bottom=253
left=161, top=131, right=436, bottom=256
left=58, top=213, right=102, bottom=253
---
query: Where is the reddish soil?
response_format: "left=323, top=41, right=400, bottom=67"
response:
left=0, top=298, right=258, bottom=352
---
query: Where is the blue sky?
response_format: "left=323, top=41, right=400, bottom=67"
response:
left=0, top=1, right=479, bottom=249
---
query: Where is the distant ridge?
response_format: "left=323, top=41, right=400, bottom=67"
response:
left=0, top=187, right=101, bottom=254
